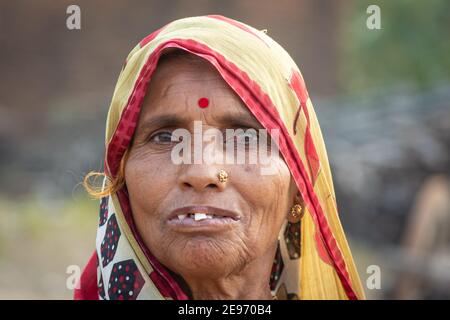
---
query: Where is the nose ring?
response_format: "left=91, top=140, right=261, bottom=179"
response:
left=218, top=169, right=229, bottom=183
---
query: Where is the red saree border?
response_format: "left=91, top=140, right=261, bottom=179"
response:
left=74, top=251, right=99, bottom=300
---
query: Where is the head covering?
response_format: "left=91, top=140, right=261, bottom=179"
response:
left=74, top=15, right=365, bottom=300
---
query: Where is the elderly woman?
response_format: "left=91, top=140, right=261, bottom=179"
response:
left=75, top=15, right=364, bottom=300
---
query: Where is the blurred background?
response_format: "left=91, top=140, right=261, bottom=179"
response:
left=0, top=0, right=449, bottom=299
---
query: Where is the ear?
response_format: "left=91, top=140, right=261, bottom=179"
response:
left=288, top=178, right=300, bottom=205
left=294, top=191, right=302, bottom=204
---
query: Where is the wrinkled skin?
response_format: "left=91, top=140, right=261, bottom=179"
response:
left=125, top=52, right=298, bottom=299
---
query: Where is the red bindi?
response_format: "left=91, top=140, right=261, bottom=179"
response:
left=197, top=97, right=209, bottom=108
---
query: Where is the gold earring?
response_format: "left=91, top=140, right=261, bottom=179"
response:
left=289, top=204, right=303, bottom=223
left=218, top=169, right=229, bottom=183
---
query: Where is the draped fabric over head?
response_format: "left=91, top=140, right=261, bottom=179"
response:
left=74, top=15, right=365, bottom=300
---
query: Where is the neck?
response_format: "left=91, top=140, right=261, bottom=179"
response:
left=180, top=246, right=275, bottom=300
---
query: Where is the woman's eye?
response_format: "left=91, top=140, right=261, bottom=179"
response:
left=149, top=131, right=174, bottom=144
left=235, top=130, right=258, bottom=144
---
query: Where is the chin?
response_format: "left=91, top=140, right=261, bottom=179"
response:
left=168, top=235, right=250, bottom=278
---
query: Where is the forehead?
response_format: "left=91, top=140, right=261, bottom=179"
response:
left=138, top=54, right=258, bottom=126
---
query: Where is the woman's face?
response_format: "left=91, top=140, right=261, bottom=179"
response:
left=125, top=53, right=296, bottom=281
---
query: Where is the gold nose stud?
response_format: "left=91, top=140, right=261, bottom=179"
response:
left=218, top=169, right=229, bottom=183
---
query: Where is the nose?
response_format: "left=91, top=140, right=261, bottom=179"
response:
left=178, top=164, right=227, bottom=192
left=177, top=125, right=228, bottom=192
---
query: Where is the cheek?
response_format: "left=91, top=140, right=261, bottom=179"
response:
left=236, top=156, right=293, bottom=246
left=124, top=150, right=176, bottom=232
left=126, top=149, right=173, bottom=198
left=126, top=158, right=159, bottom=205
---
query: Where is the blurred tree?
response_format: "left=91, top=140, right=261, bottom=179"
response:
left=340, top=0, right=450, bottom=94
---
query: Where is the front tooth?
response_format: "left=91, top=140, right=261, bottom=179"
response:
left=206, top=214, right=213, bottom=219
left=177, top=214, right=186, bottom=221
left=194, top=213, right=207, bottom=221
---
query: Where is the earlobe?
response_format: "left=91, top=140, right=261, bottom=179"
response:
left=294, top=191, right=302, bottom=204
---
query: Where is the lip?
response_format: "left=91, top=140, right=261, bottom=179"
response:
left=167, top=205, right=241, bottom=221
left=166, top=205, right=241, bottom=233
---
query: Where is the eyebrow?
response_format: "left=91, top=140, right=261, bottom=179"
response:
left=218, top=113, right=262, bottom=129
left=138, top=114, right=186, bottom=133
left=137, top=111, right=262, bottom=133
